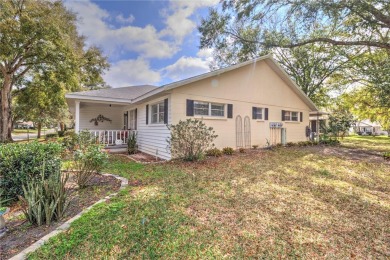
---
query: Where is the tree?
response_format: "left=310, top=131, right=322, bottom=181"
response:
left=200, top=10, right=350, bottom=108
left=13, top=72, right=70, bottom=138
left=200, top=0, right=390, bottom=51
left=0, top=0, right=109, bottom=142
left=342, top=89, right=390, bottom=136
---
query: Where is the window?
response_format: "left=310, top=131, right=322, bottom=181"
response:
left=151, top=101, right=165, bottom=124
left=194, top=101, right=225, bottom=117
left=254, top=107, right=263, bottom=119
left=129, top=109, right=137, bottom=130
left=284, top=111, right=299, bottom=121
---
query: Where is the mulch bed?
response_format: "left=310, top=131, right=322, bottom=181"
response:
left=0, top=173, right=121, bottom=260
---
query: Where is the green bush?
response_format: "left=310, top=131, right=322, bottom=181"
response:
left=239, top=148, right=246, bottom=153
left=252, top=145, right=259, bottom=149
left=57, top=130, right=66, bottom=137
left=45, top=133, right=58, bottom=140
left=167, top=119, right=218, bottom=161
left=382, top=151, right=390, bottom=161
left=77, top=130, right=97, bottom=150
left=222, top=147, right=234, bottom=155
left=206, top=148, right=222, bottom=157
left=19, top=168, right=69, bottom=226
left=59, top=132, right=78, bottom=151
left=73, top=145, right=108, bottom=188
left=319, top=139, right=340, bottom=146
left=0, top=142, right=63, bottom=202
left=127, top=131, right=137, bottom=155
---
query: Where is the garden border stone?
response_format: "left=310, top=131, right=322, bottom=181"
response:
left=9, top=174, right=128, bottom=260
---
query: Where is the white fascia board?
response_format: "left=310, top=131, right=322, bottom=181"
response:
left=65, top=94, right=132, bottom=104
left=265, top=57, right=318, bottom=112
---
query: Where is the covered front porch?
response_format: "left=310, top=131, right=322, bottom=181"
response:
left=68, top=98, right=136, bottom=147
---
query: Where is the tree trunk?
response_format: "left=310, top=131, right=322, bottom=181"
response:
left=0, top=74, right=13, bottom=143
left=37, top=122, right=42, bottom=139
left=59, top=122, right=65, bottom=132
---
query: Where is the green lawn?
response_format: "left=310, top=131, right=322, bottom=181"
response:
left=29, top=141, right=390, bottom=259
left=341, top=135, right=390, bottom=152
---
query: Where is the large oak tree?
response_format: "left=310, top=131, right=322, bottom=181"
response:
left=0, top=0, right=108, bottom=142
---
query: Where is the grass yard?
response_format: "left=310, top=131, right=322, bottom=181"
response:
left=341, top=135, right=390, bottom=152
left=29, top=141, right=390, bottom=259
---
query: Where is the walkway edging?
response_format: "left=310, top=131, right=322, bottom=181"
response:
left=9, top=174, right=128, bottom=260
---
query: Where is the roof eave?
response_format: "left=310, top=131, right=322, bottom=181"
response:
left=65, top=94, right=132, bottom=104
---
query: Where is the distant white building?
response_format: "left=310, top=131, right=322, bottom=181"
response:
left=354, top=120, right=388, bottom=136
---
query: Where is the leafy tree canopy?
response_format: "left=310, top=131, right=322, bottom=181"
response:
left=0, top=0, right=109, bottom=142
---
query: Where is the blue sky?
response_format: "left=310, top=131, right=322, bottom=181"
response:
left=64, top=0, right=218, bottom=87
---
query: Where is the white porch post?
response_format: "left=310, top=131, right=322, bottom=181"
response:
left=75, top=101, right=80, bottom=133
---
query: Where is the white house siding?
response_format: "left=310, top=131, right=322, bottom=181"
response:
left=123, top=95, right=172, bottom=160
left=79, top=102, right=124, bottom=130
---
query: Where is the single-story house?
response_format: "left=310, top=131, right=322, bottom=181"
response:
left=354, top=120, right=387, bottom=136
left=66, top=55, right=318, bottom=160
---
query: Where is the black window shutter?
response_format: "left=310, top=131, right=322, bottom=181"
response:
left=281, top=110, right=285, bottom=121
left=227, top=104, right=233, bottom=118
left=164, top=98, right=168, bottom=124
left=146, top=105, right=149, bottom=125
left=252, top=107, right=257, bottom=119
left=186, top=99, right=194, bottom=116
left=300, top=112, right=303, bottom=122
left=135, top=108, right=138, bottom=130
left=265, top=108, right=269, bottom=120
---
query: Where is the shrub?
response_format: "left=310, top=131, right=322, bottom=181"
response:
left=383, top=152, right=390, bottom=161
left=319, top=139, right=340, bottom=146
left=73, top=145, right=108, bottom=188
left=223, top=147, right=234, bottom=155
left=297, top=141, right=308, bottom=147
left=45, top=133, right=58, bottom=140
left=0, top=142, right=63, bottom=202
left=286, top=142, right=296, bottom=147
left=19, top=168, right=69, bottom=226
left=239, top=148, right=246, bottom=153
left=57, top=130, right=66, bottom=137
left=206, top=148, right=222, bottom=157
left=252, top=145, right=259, bottom=149
left=77, top=130, right=97, bottom=150
left=167, top=119, right=218, bottom=161
left=59, top=130, right=95, bottom=152
left=275, top=143, right=283, bottom=148
left=127, top=131, right=137, bottom=155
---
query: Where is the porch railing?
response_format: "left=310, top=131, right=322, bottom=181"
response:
left=89, top=130, right=137, bottom=146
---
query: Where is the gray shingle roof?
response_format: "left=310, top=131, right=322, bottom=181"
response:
left=70, top=85, right=158, bottom=100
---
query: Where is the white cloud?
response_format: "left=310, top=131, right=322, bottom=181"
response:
left=65, top=0, right=176, bottom=59
left=115, top=13, right=135, bottom=24
left=160, top=0, right=219, bottom=44
left=163, top=58, right=209, bottom=82
left=103, top=58, right=161, bottom=87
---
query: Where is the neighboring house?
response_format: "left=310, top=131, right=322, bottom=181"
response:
left=66, top=55, right=318, bottom=160
left=14, top=121, right=34, bottom=129
left=354, top=120, right=388, bottom=136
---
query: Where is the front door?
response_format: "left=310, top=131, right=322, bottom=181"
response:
left=123, top=112, right=128, bottom=130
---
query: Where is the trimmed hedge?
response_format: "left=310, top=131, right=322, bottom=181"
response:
left=0, top=142, right=63, bottom=202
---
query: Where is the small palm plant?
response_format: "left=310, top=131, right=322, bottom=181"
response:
left=127, top=131, right=137, bottom=155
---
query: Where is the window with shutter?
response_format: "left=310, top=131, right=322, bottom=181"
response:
left=252, top=107, right=264, bottom=120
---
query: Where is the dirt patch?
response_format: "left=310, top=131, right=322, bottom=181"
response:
left=0, top=174, right=121, bottom=260
left=124, top=152, right=165, bottom=163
